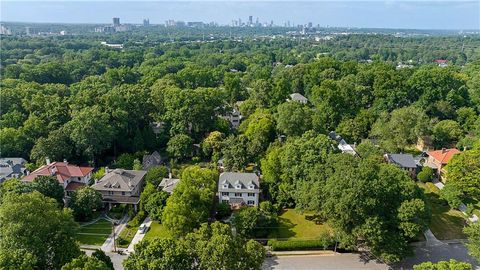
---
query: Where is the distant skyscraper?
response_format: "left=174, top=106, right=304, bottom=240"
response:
left=113, top=17, right=120, bottom=27
left=248, top=15, right=253, bottom=25
left=143, top=18, right=150, bottom=27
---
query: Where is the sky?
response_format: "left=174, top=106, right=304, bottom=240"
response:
left=1, top=1, right=479, bottom=30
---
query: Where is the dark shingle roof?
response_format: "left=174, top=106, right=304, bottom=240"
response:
left=386, top=154, right=416, bottom=168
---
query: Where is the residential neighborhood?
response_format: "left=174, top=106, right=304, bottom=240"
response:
left=1, top=6, right=480, bottom=270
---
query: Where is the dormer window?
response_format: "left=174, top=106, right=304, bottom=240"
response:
left=223, top=184, right=229, bottom=189
left=235, top=184, right=241, bottom=189
left=248, top=184, right=255, bottom=189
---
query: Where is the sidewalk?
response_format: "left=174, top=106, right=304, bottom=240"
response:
left=101, top=214, right=129, bottom=252
left=126, top=216, right=152, bottom=253
left=270, top=250, right=337, bottom=256
left=433, top=180, right=479, bottom=223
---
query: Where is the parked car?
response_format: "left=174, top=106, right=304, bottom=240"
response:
left=139, top=224, right=147, bottom=234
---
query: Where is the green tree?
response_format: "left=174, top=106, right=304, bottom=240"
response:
left=221, top=135, right=250, bottom=171
left=61, top=254, right=110, bottom=270
left=0, top=192, right=80, bottom=270
left=69, top=187, right=103, bottom=221
left=240, top=108, right=276, bottom=158
left=141, top=183, right=170, bottom=221
left=162, top=166, right=217, bottom=237
left=66, top=106, right=114, bottom=163
left=444, top=148, right=480, bottom=198
left=276, top=101, right=312, bottom=137
left=432, top=120, right=464, bottom=149
left=91, top=249, right=114, bottom=270
left=201, top=131, right=225, bottom=160
left=30, top=129, right=73, bottom=165
left=413, top=259, right=472, bottom=270
left=417, top=166, right=434, bottom=183
left=464, top=222, right=480, bottom=262
left=144, top=165, right=169, bottom=186
left=32, top=175, right=65, bottom=205
left=167, top=134, right=193, bottom=161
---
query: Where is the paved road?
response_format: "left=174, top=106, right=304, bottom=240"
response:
left=84, top=249, right=126, bottom=270
left=126, top=216, right=152, bottom=252
left=263, top=243, right=479, bottom=270
left=263, top=253, right=389, bottom=270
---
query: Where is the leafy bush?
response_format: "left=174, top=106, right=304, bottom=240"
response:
left=440, top=185, right=463, bottom=209
left=268, top=237, right=335, bottom=251
left=116, top=236, right=128, bottom=246
left=216, top=202, right=232, bottom=219
left=417, top=167, right=434, bottom=183
left=128, top=211, right=146, bottom=228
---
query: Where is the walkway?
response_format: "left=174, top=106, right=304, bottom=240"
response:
left=423, top=229, right=446, bottom=247
left=433, top=180, right=479, bottom=223
left=126, top=216, right=152, bottom=253
left=101, top=214, right=129, bottom=253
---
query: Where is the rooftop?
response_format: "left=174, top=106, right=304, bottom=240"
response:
left=428, top=148, right=460, bottom=165
left=23, top=162, right=93, bottom=183
left=92, top=169, right=146, bottom=192
left=385, top=153, right=416, bottom=168
left=219, top=172, right=260, bottom=190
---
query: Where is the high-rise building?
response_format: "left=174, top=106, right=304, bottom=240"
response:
left=143, top=18, right=150, bottom=27
left=248, top=16, right=253, bottom=25
left=113, top=17, right=120, bottom=27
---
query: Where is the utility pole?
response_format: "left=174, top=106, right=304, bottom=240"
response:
left=112, top=222, right=117, bottom=252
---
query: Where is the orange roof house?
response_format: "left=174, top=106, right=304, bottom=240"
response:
left=426, top=148, right=460, bottom=180
left=23, top=161, right=93, bottom=191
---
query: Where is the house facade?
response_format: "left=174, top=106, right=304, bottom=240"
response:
left=0, top=157, right=28, bottom=183
left=426, top=148, right=460, bottom=180
left=218, top=172, right=260, bottom=208
left=22, top=160, right=93, bottom=194
left=384, top=153, right=417, bottom=178
left=91, top=169, right=146, bottom=210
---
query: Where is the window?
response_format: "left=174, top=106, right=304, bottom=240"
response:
left=234, top=193, right=242, bottom=197
left=122, top=192, right=125, bottom=196
left=223, top=184, right=228, bottom=189
left=248, top=193, right=255, bottom=197
left=248, top=185, right=255, bottom=189
left=108, top=191, right=114, bottom=195
left=221, top=192, right=229, bottom=196
left=247, top=200, right=255, bottom=205
left=235, top=185, right=241, bottom=189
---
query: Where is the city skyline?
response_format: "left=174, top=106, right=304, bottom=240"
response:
left=2, top=1, right=479, bottom=30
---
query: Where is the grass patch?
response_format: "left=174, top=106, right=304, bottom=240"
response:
left=117, top=226, right=137, bottom=248
left=418, top=182, right=467, bottom=240
left=268, top=209, right=332, bottom=240
left=77, top=219, right=112, bottom=246
left=144, top=221, right=171, bottom=241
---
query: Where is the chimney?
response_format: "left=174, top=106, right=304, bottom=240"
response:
left=63, top=159, right=68, bottom=165
left=169, top=172, right=172, bottom=179
left=46, top=158, right=51, bottom=165
left=442, top=148, right=447, bottom=154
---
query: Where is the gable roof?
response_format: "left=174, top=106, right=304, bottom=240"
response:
left=91, top=169, right=146, bottom=192
left=159, top=177, right=180, bottom=194
left=289, top=93, right=308, bottom=102
left=428, top=148, right=460, bottom=165
left=23, top=162, right=93, bottom=183
left=385, top=154, right=416, bottom=168
left=219, top=172, right=259, bottom=190
left=142, top=151, right=162, bottom=170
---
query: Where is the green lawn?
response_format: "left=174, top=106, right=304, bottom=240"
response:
left=117, top=226, right=137, bottom=248
left=77, top=219, right=112, bottom=246
left=418, top=182, right=467, bottom=240
left=268, top=209, right=332, bottom=240
left=144, top=221, right=171, bottom=241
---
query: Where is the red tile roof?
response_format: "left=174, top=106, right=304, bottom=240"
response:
left=428, top=148, right=460, bottom=165
left=65, top=182, right=86, bottom=191
left=23, top=162, right=93, bottom=183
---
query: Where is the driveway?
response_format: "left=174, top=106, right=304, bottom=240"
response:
left=126, top=216, right=152, bottom=253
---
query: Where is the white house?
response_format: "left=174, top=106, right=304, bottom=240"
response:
left=288, top=93, right=308, bottom=104
left=218, top=172, right=260, bottom=207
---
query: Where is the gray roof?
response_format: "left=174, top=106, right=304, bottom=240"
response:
left=219, top=172, right=260, bottom=190
left=92, top=169, right=146, bottom=192
left=0, top=158, right=27, bottom=180
left=386, top=154, right=416, bottom=168
left=159, top=177, right=180, bottom=194
left=289, top=93, right=308, bottom=102
left=142, top=151, right=162, bottom=170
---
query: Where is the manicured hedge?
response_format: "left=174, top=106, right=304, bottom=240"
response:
left=268, top=238, right=335, bottom=251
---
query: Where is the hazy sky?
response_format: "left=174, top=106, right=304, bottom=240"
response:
left=2, top=1, right=479, bottom=30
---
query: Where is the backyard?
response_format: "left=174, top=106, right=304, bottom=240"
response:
left=268, top=209, right=332, bottom=240
left=76, top=219, right=112, bottom=246
left=419, top=182, right=467, bottom=240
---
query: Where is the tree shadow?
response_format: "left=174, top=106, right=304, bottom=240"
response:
left=270, top=216, right=296, bottom=239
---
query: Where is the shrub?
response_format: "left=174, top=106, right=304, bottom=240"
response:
left=128, top=211, right=146, bottom=228
left=417, top=167, right=434, bottom=183
left=116, top=236, right=128, bottom=246
left=268, top=237, right=335, bottom=251
left=216, top=202, right=232, bottom=219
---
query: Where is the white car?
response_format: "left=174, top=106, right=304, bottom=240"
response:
left=138, top=224, right=147, bottom=234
